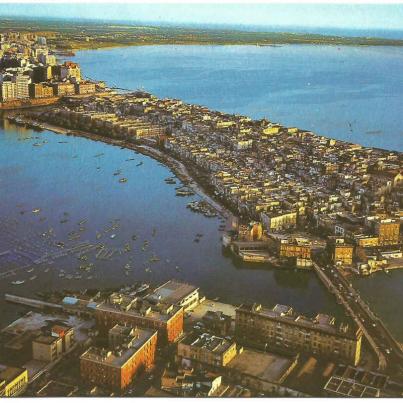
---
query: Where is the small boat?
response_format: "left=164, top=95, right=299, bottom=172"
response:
left=11, top=280, right=25, bottom=285
left=29, top=275, right=37, bottom=281
left=136, top=161, right=143, bottom=166
left=131, top=235, right=137, bottom=241
left=33, top=143, right=42, bottom=147
left=136, top=284, right=150, bottom=293
left=126, top=158, right=135, bottom=161
left=44, top=268, right=50, bottom=273
left=113, top=170, right=122, bottom=176
left=60, top=219, right=69, bottom=224
left=204, top=211, right=217, bottom=218
left=55, top=241, right=65, bottom=248
left=145, top=267, right=151, bottom=273
left=94, top=153, right=105, bottom=158
left=27, top=268, right=34, bottom=273
left=119, top=178, right=128, bottom=183
left=32, top=208, right=41, bottom=214
left=110, top=234, right=117, bottom=239
left=78, top=219, right=87, bottom=225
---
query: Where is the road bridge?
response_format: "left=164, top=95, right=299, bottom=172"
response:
left=312, top=262, right=402, bottom=373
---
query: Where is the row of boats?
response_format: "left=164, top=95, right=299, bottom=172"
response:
left=7, top=115, right=43, bottom=131
left=187, top=200, right=218, bottom=218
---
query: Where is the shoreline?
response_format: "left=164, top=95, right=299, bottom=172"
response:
left=36, top=120, right=233, bottom=220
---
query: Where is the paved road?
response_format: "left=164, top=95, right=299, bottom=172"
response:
left=313, top=262, right=403, bottom=374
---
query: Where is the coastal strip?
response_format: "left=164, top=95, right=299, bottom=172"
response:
left=30, top=118, right=232, bottom=220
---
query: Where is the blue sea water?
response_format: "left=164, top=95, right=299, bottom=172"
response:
left=75, top=44, right=403, bottom=151
left=0, top=122, right=345, bottom=329
left=0, top=44, right=402, bottom=341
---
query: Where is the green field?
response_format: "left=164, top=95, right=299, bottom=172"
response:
left=1, top=17, right=403, bottom=50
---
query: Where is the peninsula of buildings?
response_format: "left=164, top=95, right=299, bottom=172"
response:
left=0, top=31, right=402, bottom=397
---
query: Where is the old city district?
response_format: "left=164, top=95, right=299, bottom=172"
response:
left=0, top=31, right=402, bottom=397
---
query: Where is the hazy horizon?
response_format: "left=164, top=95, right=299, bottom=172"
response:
left=1, top=3, right=403, bottom=32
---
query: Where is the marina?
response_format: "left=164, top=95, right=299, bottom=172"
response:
left=0, top=121, right=347, bottom=333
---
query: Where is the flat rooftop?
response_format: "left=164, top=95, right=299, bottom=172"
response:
left=146, top=280, right=198, bottom=305
left=0, top=366, right=26, bottom=383
left=237, top=304, right=357, bottom=339
left=180, top=332, right=234, bottom=354
left=80, top=327, right=156, bottom=368
left=324, top=376, right=380, bottom=397
left=227, top=348, right=295, bottom=384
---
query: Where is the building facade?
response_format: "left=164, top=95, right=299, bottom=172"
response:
left=94, top=294, right=184, bottom=345
left=80, top=326, right=157, bottom=392
left=1, top=81, right=16, bottom=101
left=376, top=219, right=400, bottom=246
left=0, top=367, right=28, bottom=397
left=235, top=304, right=362, bottom=365
left=29, top=83, right=54, bottom=98
left=15, top=74, right=30, bottom=98
left=177, top=332, right=237, bottom=368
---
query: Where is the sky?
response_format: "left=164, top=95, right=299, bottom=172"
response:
left=0, top=3, right=403, bottom=31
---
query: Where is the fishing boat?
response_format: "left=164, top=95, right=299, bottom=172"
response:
left=119, top=178, right=128, bottom=183
left=164, top=177, right=176, bottom=184
left=11, top=280, right=25, bottom=285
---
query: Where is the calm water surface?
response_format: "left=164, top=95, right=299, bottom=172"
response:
left=1, top=44, right=402, bottom=340
left=75, top=45, right=403, bottom=151
left=0, top=121, right=345, bottom=329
